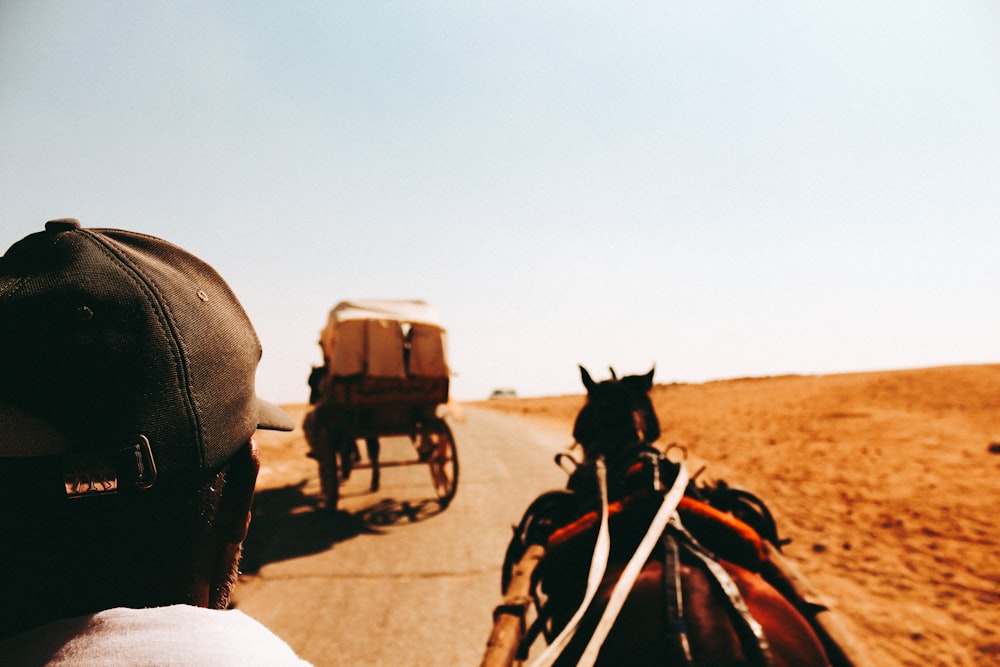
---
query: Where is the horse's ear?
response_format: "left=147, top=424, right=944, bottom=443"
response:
left=580, top=365, right=597, bottom=393
left=640, top=366, right=655, bottom=391
left=609, top=367, right=618, bottom=381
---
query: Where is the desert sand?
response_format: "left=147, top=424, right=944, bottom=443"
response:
left=257, top=365, right=999, bottom=665
left=474, top=364, right=1000, bottom=666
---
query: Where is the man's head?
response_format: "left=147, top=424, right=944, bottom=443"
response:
left=0, top=219, right=294, bottom=636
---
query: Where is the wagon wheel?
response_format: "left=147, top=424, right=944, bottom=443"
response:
left=420, top=418, right=458, bottom=507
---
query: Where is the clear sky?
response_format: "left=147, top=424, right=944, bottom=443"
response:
left=2, top=2, right=998, bottom=403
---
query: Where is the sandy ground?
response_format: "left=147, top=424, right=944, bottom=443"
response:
left=255, top=365, right=999, bottom=666
left=472, top=364, right=1000, bottom=667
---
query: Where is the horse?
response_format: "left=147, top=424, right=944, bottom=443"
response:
left=571, top=365, right=660, bottom=464
left=303, top=366, right=383, bottom=509
left=489, top=366, right=855, bottom=667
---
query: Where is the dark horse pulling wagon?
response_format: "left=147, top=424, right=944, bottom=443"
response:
left=303, top=300, right=457, bottom=511
left=482, top=366, right=870, bottom=667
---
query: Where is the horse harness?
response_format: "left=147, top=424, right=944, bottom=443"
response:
left=531, top=447, right=777, bottom=667
left=661, top=515, right=776, bottom=667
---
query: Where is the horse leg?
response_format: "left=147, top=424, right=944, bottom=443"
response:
left=366, top=437, right=381, bottom=492
left=303, top=410, right=339, bottom=509
left=336, top=432, right=355, bottom=482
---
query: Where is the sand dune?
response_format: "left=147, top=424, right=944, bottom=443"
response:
left=476, top=364, right=1000, bottom=667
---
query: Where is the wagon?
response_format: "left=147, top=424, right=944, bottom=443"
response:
left=303, top=299, right=458, bottom=510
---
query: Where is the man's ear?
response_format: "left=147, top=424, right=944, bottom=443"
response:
left=218, top=439, right=261, bottom=544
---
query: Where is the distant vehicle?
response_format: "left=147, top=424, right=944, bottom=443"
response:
left=489, top=388, right=517, bottom=399
left=303, top=299, right=457, bottom=510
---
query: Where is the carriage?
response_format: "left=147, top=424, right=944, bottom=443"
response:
left=303, top=299, right=458, bottom=511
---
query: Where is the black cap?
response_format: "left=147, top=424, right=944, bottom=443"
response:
left=0, top=220, right=294, bottom=496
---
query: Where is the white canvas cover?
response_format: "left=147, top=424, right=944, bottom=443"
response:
left=320, top=299, right=449, bottom=379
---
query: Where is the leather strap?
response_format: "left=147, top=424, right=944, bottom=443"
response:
left=531, top=458, right=612, bottom=667
left=576, top=462, right=690, bottom=666
left=661, top=530, right=694, bottom=665
left=673, top=515, right=776, bottom=667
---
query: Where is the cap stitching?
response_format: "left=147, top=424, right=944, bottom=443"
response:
left=79, top=230, right=204, bottom=467
left=0, top=274, right=26, bottom=300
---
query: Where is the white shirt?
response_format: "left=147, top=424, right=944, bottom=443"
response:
left=0, top=605, right=312, bottom=666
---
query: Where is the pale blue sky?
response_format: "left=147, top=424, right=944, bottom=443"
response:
left=2, top=2, right=998, bottom=402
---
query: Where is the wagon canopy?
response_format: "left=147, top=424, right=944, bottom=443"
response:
left=319, top=299, right=449, bottom=380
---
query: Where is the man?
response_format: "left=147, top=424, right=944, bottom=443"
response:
left=0, top=219, right=311, bottom=665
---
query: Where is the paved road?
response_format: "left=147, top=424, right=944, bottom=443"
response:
left=233, top=407, right=572, bottom=667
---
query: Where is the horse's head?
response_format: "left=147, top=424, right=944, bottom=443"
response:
left=307, top=365, right=327, bottom=404
left=572, top=365, right=660, bottom=463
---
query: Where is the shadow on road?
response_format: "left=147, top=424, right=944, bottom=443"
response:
left=241, top=480, right=447, bottom=574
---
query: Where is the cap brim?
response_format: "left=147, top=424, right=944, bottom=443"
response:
left=256, top=398, right=296, bottom=432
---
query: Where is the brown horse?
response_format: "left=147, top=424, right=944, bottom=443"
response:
left=304, top=366, right=382, bottom=509
left=492, top=366, right=856, bottom=667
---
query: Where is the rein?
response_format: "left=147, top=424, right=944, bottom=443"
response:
left=528, top=454, right=689, bottom=667
left=575, top=460, right=689, bottom=666
left=530, top=459, right=612, bottom=667
left=538, top=449, right=776, bottom=667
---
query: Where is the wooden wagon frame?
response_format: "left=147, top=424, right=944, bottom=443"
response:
left=304, top=299, right=458, bottom=510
